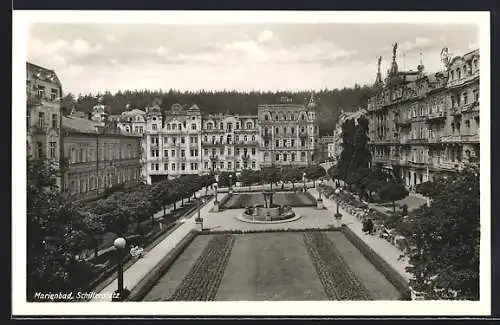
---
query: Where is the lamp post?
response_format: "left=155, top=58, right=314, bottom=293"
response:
left=213, top=182, right=219, bottom=212
left=303, top=172, right=307, bottom=192
left=229, top=174, right=233, bottom=194
left=318, top=178, right=323, bottom=200
left=112, top=237, right=127, bottom=301
left=196, top=198, right=205, bottom=230
left=334, top=188, right=342, bottom=228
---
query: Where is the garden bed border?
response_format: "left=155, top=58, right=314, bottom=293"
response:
left=340, top=225, right=411, bottom=299
left=126, top=230, right=200, bottom=301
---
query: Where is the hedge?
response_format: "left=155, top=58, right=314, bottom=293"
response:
left=199, top=227, right=342, bottom=235
left=126, top=230, right=199, bottom=301
left=340, top=225, right=411, bottom=299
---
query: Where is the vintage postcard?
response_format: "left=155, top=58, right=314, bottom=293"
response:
left=12, top=10, right=491, bottom=317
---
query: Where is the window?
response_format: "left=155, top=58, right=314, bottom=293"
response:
left=291, top=127, right=295, bottom=134
left=226, top=135, right=232, bottom=144
left=49, top=142, right=56, bottom=159
left=264, top=114, right=269, bottom=121
left=190, top=150, right=194, bottom=157
left=301, top=139, right=305, bottom=147
left=275, top=154, right=280, bottom=161
left=172, top=163, right=176, bottom=170
left=235, top=135, right=239, bottom=142
left=220, top=148, right=223, bottom=155
left=166, top=124, right=171, bottom=130
left=228, top=161, right=232, bottom=169
left=191, top=123, right=197, bottom=130
left=264, top=140, right=269, bottom=147
left=252, top=135, right=255, bottom=141
left=212, top=148, right=216, bottom=156
left=275, top=127, right=279, bottom=134
left=275, top=140, right=279, bottom=148
left=220, top=161, right=224, bottom=169
left=236, top=161, right=240, bottom=169
left=207, top=122, right=213, bottom=130
left=275, top=114, right=279, bottom=121
left=473, top=89, right=479, bottom=102
left=37, top=85, right=45, bottom=97
left=164, top=163, right=168, bottom=170
left=181, top=137, right=185, bottom=144
left=301, top=152, right=306, bottom=161
left=251, top=148, right=256, bottom=155
left=291, top=154, right=295, bottom=162
left=252, top=161, right=256, bottom=168
left=451, top=71, right=454, bottom=80
left=190, top=136, right=197, bottom=143
left=38, top=112, right=45, bottom=128
left=465, top=120, right=470, bottom=129
left=220, top=123, right=224, bottom=130
left=291, top=139, right=295, bottom=147
left=204, top=148, right=209, bottom=156
left=152, top=136, right=159, bottom=145
left=236, top=148, right=240, bottom=155
left=227, top=123, right=232, bottom=132
left=463, top=92, right=468, bottom=105
left=51, top=114, right=58, bottom=129
left=181, top=150, right=185, bottom=158
left=190, top=163, right=194, bottom=170
left=171, top=149, right=175, bottom=157
left=152, top=124, right=157, bottom=130
left=301, top=114, right=305, bottom=121
left=244, top=135, right=247, bottom=141
left=204, top=161, right=209, bottom=169
left=283, top=154, right=288, bottom=162
left=236, top=123, right=240, bottom=130
left=228, top=148, right=232, bottom=156
left=172, top=124, right=177, bottom=130
left=246, top=122, right=253, bottom=129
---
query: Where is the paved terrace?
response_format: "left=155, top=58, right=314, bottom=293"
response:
left=92, top=182, right=412, bottom=301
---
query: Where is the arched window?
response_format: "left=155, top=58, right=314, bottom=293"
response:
left=246, top=121, right=253, bottom=129
left=275, top=127, right=279, bottom=134
left=207, top=122, right=213, bottom=130
left=301, top=113, right=306, bottom=121
left=265, top=114, right=269, bottom=121
left=275, top=114, right=279, bottom=121
left=291, top=127, right=295, bottom=134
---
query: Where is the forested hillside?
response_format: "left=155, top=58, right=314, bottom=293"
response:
left=62, top=85, right=378, bottom=136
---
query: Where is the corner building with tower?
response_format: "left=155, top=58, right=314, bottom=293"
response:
left=366, top=44, right=479, bottom=188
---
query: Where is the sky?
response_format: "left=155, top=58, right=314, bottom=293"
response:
left=27, top=23, right=479, bottom=96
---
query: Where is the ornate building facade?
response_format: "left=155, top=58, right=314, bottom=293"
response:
left=142, top=95, right=318, bottom=184
left=61, top=110, right=142, bottom=201
left=367, top=44, right=479, bottom=188
left=257, top=95, right=319, bottom=169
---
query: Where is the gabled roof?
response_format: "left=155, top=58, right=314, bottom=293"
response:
left=122, top=108, right=146, bottom=116
left=27, top=62, right=62, bottom=86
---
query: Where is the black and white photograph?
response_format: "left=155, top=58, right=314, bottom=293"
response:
left=12, top=10, right=491, bottom=316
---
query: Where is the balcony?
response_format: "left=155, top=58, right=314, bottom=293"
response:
left=461, top=101, right=480, bottom=114
left=262, top=133, right=272, bottom=140
left=450, top=107, right=462, bottom=116
left=447, top=73, right=479, bottom=88
left=461, top=134, right=479, bottom=143
left=408, top=138, right=428, bottom=144
left=425, top=111, right=446, bottom=123
left=32, top=124, right=48, bottom=134
left=235, top=140, right=259, bottom=146
left=396, top=118, right=412, bottom=127
left=372, top=156, right=390, bottom=165
left=441, top=135, right=462, bottom=143
left=202, top=141, right=225, bottom=147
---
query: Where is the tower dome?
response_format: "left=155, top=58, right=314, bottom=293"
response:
left=307, top=92, right=317, bottom=109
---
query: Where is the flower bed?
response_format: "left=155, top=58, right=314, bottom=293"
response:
left=168, top=234, right=235, bottom=301
left=303, top=231, right=372, bottom=300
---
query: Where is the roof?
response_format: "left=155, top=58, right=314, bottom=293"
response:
left=62, top=116, right=103, bottom=134
left=122, top=109, right=146, bottom=116
left=27, top=62, right=62, bottom=86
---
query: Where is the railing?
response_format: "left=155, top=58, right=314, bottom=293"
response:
left=447, top=72, right=479, bottom=88
left=461, top=134, right=479, bottom=143
left=441, top=135, right=462, bottom=143
left=426, top=111, right=446, bottom=122
left=32, top=124, right=48, bottom=134
left=396, top=118, right=412, bottom=126
left=460, top=101, right=480, bottom=113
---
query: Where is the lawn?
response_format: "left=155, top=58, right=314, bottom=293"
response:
left=222, top=192, right=316, bottom=209
left=143, top=231, right=401, bottom=301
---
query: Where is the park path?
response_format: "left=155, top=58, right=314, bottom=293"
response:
left=91, top=194, right=215, bottom=301
left=308, top=187, right=412, bottom=282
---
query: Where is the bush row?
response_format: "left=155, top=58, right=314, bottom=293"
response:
left=168, top=234, right=235, bottom=301
left=126, top=230, right=199, bottom=301
left=199, top=227, right=342, bottom=235
left=303, top=231, right=372, bottom=300
left=340, top=226, right=411, bottom=300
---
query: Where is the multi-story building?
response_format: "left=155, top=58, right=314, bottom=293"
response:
left=26, top=63, right=63, bottom=161
left=60, top=112, right=142, bottom=201
left=330, top=108, right=367, bottom=164
left=142, top=95, right=318, bottom=184
left=317, top=136, right=335, bottom=162
left=367, top=44, right=479, bottom=188
left=258, top=95, right=319, bottom=168
left=109, top=104, right=147, bottom=135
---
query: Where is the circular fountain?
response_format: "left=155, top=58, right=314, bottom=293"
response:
left=237, top=190, right=301, bottom=224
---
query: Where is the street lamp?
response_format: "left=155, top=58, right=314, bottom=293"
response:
left=334, top=188, right=343, bottom=228
left=318, top=178, right=323, bottom=200
left=112, top=237, right=127, bottom=301
left=303, top=172, right=307, bottom=191
left=229, top=174, right=233, bottom=194
left=196, top=198, right=205, bottom=230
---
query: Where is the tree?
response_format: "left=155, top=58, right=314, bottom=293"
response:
left=378, top=181, right=409, bottom=213
left=337, top=119, right=356, bottom=179
left=239, top=169, right=259, bottom=190
left=27, top=159, right=96, bottom=299
left=304, top=165, right=326, bottom=187
left=351, top=115, right=372, bottom=170
left=261, top=167, right=279, bottom=190
left=400, top=166, right=479, bottom=300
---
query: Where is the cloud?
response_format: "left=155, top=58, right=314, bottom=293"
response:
left=155, top=46, right=169, bottom=56
left=382, top=37, right=434, bottom=54
left=105, top=34, right=118, bottom=42
left=28, top=37, right=104, bottom=69
left=257, top=30, right=275, bottom=43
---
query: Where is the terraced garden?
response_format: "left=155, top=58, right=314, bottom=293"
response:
left=142, top=231, right=401, bottom=301
left=222, top=192, right=316, bottom=209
